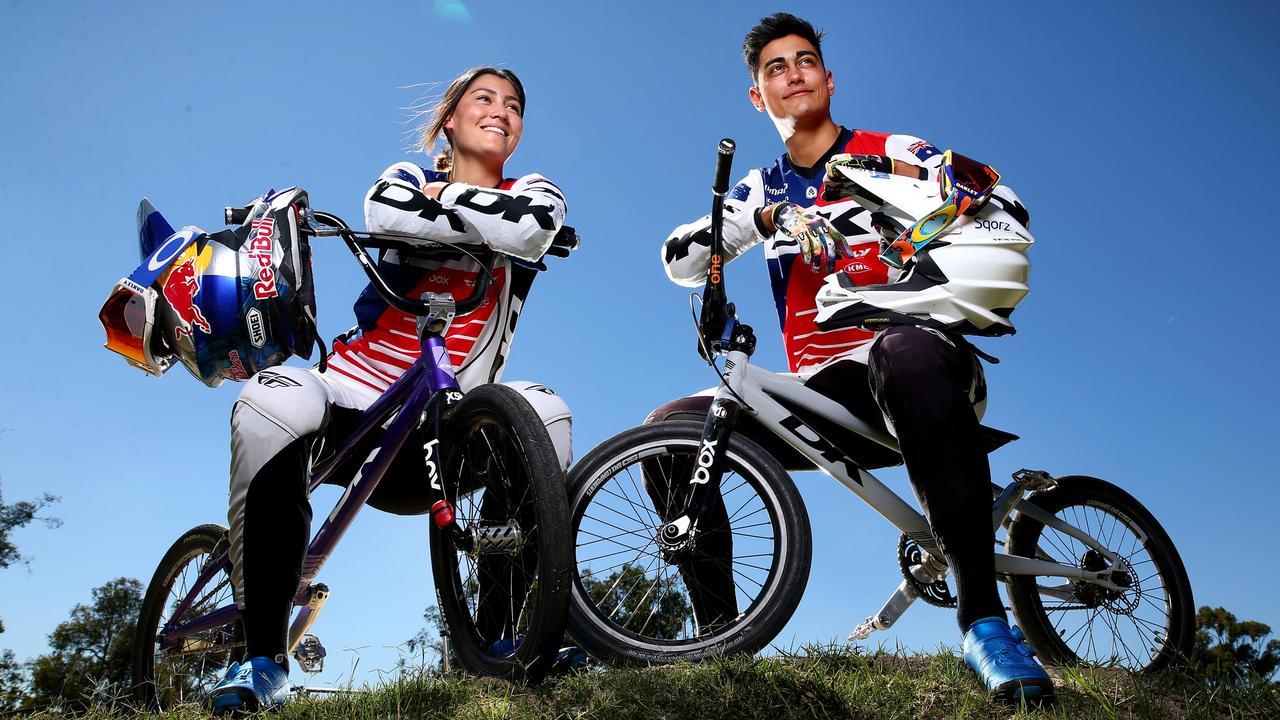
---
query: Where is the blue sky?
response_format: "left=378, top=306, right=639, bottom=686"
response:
left=2, top=0, right=1278, bottom=688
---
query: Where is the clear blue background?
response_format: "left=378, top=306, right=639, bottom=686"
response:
left=2, top=0, right=1277, bottom=689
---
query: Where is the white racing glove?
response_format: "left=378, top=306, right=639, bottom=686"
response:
left=771, top=202, right=852, bottom=273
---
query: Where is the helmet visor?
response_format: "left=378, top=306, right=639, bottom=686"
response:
left=942, top=150, right=1001, bottom=200
left=99, top=280, right=171, bottom=375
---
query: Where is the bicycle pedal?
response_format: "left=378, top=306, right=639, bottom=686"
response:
left=847, top=617, right=877, bottom=642
left=1011, top=468, right=1057, bottom=492
left=293, top=634, right=327, bottom=674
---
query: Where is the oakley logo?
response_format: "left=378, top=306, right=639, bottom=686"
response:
left=146, top=229, right=197, bottom=272
left=664, top=227, right=712, bottom=264
left=822, top=205, right=868, bottom=237
left=779, top=415, right=862, bottom=483
left=454, top=188, right=556, bottom=230
left=371, top=182, right=466, bottom=233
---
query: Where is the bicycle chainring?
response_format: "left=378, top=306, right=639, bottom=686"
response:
left=897, top=534, right=956, bottom=608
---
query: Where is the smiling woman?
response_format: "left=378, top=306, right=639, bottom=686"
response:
left=209, top=63, right=576, bottom=713
left=419, top=66, right=527, bottom=181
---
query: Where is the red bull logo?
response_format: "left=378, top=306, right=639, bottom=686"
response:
left=248, top=217, right=278, bottom=300
left=226, top=349, right=249, bottom=380
left=163, top=258, right=211, bottom=338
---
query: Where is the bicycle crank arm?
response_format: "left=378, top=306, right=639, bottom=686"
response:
left=287, top=583, right=330, bottom=655
left=848, top=579, right=920, bottom=641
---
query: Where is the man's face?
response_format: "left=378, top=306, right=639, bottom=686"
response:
left=749, top=34, right=833, bottom=124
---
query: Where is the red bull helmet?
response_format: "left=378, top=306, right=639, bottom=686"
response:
left=99, top=188, right=318, bottom=387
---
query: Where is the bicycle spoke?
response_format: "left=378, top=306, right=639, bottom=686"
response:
left=622, top=465, right=662, bottom=527
left=577, top=524, right=657, bottom=548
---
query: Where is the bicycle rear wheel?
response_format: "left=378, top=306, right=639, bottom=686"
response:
left=567, top=421, right=811, bottom=665
left=1006, top=476, right=1194, bottom=672
left=132, top=524, right=242, bottom=710
left=428, top=383, right=571, bottom=681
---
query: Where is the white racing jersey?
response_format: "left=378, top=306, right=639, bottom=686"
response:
left=326, top=162, right=568, bottom=393
left=662, top=128, right=943, bottom=374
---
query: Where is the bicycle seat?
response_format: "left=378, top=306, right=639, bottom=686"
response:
left=978, top=424, right=1018, bottom=453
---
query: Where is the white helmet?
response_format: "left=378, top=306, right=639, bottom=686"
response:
left=813, top=165, right=1034, bottom=337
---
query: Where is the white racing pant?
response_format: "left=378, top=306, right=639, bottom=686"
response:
left=227, top=364, right=572, bottom=606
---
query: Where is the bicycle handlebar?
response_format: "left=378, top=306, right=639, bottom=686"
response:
left=308, top=210, right=494, bottom=317
left=712, top=138, right=736, bottom=197
left=698, top=138, right=736, bottom=352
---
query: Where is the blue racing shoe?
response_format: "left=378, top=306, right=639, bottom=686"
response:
left=549, top=646, right=589, bottom=676
left=488, top=634, right=525, bottom=658
left=962, top=617, right=1055, bottom=704
left=211, top=656, right=290, bottom=714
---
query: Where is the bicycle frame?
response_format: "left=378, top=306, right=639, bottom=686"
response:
left=689, top=352, right=1127, bottom=589
left=154, top=221, right=483, bottom=656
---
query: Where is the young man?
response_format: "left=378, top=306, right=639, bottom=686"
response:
left=655, top=12, right=1053, bottom=703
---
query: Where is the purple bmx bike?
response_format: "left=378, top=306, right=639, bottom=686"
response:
left=130, top=206, right=573, bottom=709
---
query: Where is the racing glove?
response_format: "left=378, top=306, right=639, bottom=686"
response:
left=822, top=153, right=929, bottom=202
left=771, top=202, right=851, bottom=273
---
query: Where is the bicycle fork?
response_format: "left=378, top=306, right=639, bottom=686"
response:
left=658, top=347, right=752, bottom=553
left=846, top=468, right=1058, bottom=642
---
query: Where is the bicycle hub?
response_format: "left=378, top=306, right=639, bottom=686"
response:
left=471, top=524, right=524, bottom=555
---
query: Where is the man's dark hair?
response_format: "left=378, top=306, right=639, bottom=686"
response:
left=743, top=13, right=825, bottom=82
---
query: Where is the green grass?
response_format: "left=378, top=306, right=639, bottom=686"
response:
left=11, top=647, right=1279, bottom=720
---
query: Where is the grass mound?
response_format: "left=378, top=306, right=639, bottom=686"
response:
left=11, top=646, right=1278, bottom=719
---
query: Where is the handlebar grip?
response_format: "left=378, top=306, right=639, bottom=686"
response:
left=225, top=206, right=251, bottom=225
left=712, top=138, right=736, bottom=196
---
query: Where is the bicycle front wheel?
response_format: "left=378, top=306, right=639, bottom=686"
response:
left=567, top=421, right=811, bottom=666
left=428, top=383, right=571, bottom=681
left=1006, top=476, right=1194, bottom=672
left=132, top=524, right=242, bottom=710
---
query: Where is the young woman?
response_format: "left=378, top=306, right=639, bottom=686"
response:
left=214, top=66, right=572, bottom=712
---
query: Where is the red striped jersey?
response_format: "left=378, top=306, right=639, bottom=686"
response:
left=663, top=128, right=943, bottom=373
left=326, top=163, right=566, bottom=393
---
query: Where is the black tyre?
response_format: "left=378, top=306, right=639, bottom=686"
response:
left=1006, top=476, right=1194, bottom=672
left=428, top=383, right=572, bottom=681
left=567, top=420, right=811, bottom=665
left=132, top=524, right=242, bottom=710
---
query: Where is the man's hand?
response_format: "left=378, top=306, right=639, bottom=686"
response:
left=822, top=153, right=928, bottom=202
left=771, top=202, right=852, bottom=273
